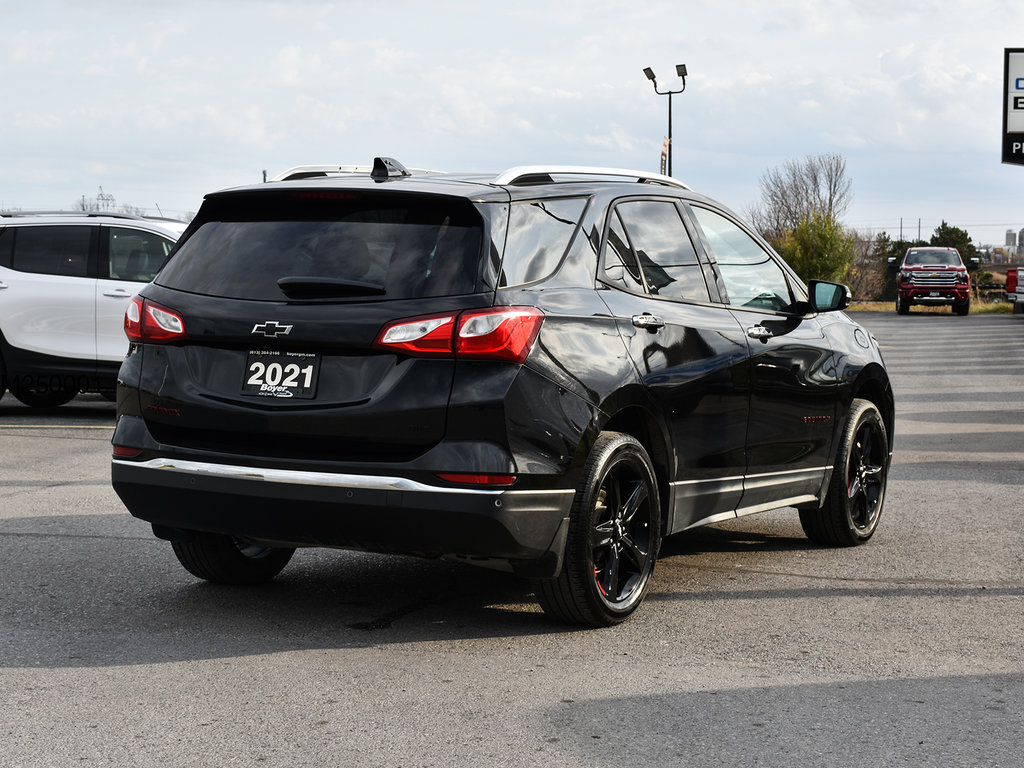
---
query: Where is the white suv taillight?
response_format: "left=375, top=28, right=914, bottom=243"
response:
left=374, top=307, right=544, bottom=363
left=125, top=296, right=187, bottom=343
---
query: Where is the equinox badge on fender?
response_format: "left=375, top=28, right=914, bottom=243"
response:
left=251, top=321, right=293, bottom=337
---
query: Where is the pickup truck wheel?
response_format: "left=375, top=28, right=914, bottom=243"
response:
left=800, top=399, right=888, bottom=547
left=953, top=300, right=970, bottom=316
left=533, top=432, right=661, bottom=627
left=11, top=387, right=77, bottom=408
left=171, top=532, right=295, bottom=584
left=895, top=295, right=909, bottom=315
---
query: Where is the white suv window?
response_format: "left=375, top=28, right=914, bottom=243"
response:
left=107, top=227, right=174, bottom=282
left=10, top=225, right=91, bottom=277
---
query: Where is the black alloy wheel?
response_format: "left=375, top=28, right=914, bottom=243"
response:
left=800, top=398, right=888, bottom=546
left=533, top=432, right=661, bottom=627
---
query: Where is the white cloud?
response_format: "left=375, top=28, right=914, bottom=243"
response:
left=3, top=0, right=1024, bottom=243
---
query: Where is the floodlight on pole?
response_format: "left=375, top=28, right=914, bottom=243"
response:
left=642, top=64, right=687, bottom=177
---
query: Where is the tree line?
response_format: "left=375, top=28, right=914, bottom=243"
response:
left=746, top=153, right=982, bottom=301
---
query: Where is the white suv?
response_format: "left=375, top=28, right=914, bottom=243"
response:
left=0, top=212, right=184, bottom=407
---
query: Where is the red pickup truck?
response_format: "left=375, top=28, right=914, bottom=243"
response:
left=889, top=246, right=976, bottom=315
left=1007, top=267, right=1021, bottom=314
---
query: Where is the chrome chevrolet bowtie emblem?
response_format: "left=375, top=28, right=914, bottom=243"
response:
left=251, top=321, right=293, bottom=337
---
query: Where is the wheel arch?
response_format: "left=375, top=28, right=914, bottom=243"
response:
left=848, top=363, right=895, bottom=454
left=599, top=403, right=673, bottom=535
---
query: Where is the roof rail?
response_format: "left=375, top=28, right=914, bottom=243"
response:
left=492, top=165, right=690, bottom=190
left=0, top=210, right=152, bottom=221
left=270, top=158, right=445, bottom=182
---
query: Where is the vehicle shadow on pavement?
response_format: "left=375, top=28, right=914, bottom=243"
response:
left=0, top=511, right=860, bottom=669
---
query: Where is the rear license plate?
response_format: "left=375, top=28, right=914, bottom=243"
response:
left=242, top=350, right=320, bottom=399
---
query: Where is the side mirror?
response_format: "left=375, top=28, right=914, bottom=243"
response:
left=808, top=280, right=852, bottom=313
left=968, top=257, right=980, bottom=271
left=887, top=256, right=899, bottom=271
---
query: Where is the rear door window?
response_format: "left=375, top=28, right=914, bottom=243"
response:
left=602, top=200, right=710, bottom=302
left=156, top=192, right=484, bottom=301
left=9, top=225, right=92, bottom=277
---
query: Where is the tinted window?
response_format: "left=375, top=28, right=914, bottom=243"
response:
left=612, top=200, right=709, bottom=302
left=10, top=225, right=91, bottom=277
left=602, top=211, right=646, bottom=293
left=107, top=227, right=176, bottom=282
left=499, top=198, right=585, bottom=286
left=0, top=227, right=12, bottom=268
left=691, top=207, right=794, bottom=312
left=157, top=193, right=483, bottom=301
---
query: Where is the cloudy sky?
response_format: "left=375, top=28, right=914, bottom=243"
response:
left=3, top=0, right=1023, bottom=246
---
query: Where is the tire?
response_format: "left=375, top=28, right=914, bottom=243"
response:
left=800, top=399, right=888, bottom=546
left=895, top=295, right=909, bottom=315
left=533, top=432, right=661, bottom=627
left=11, top=387, right=77, bottom=408
left=1013, top=301, right=1023, bottom=315
left=171, top=532, right=295, bottom=584
left=953, top=300, right=970, bottom=316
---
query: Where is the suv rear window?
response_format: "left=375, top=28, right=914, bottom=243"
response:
left=156, top=192, right=484, bottom=301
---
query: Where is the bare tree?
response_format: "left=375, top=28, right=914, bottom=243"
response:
left=748, top=153, right=853, bottom=241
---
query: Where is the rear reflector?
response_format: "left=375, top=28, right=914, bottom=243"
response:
left=112, top=444, right=143, bottom=458
left=435, top=473, right=517, bottom=486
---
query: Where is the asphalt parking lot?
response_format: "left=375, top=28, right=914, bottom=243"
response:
left=1, top=310, right=1022, bottom=767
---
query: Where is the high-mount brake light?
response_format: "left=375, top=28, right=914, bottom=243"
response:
left=125, top=296, right=187, bottom=343
left=373, top=307, right=544, bottom=362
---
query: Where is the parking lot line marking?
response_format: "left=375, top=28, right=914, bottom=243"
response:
left=0, top=425, right=114, bottom=430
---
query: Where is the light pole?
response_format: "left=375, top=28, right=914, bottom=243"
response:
left=642, top=64, right=687, bottom=177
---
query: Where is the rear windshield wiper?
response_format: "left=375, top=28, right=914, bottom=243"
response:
left=276, top=276, right=386, bottom=299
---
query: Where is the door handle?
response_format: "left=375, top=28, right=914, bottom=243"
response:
left=102, top=288, right=132, bottom=298
left=632, top=314, right=665, bottom=331
left=0, top=281, right=8, bottom=289
left=747, top=325, right=773, bottom=342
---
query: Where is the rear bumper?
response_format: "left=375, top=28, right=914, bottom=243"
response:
left=111, top=457, right=573, bottom=578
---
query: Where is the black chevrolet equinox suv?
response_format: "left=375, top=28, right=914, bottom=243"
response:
left=111, top=157, right=894, bottom=626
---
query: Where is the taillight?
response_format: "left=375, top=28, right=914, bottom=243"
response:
left=125, top=296, right=187, bottom=343
left=374, top=307, right=544, bottom=363
left=373, top=314, right=457, bottom=358
left=455, top=308, right=545, bottom=363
